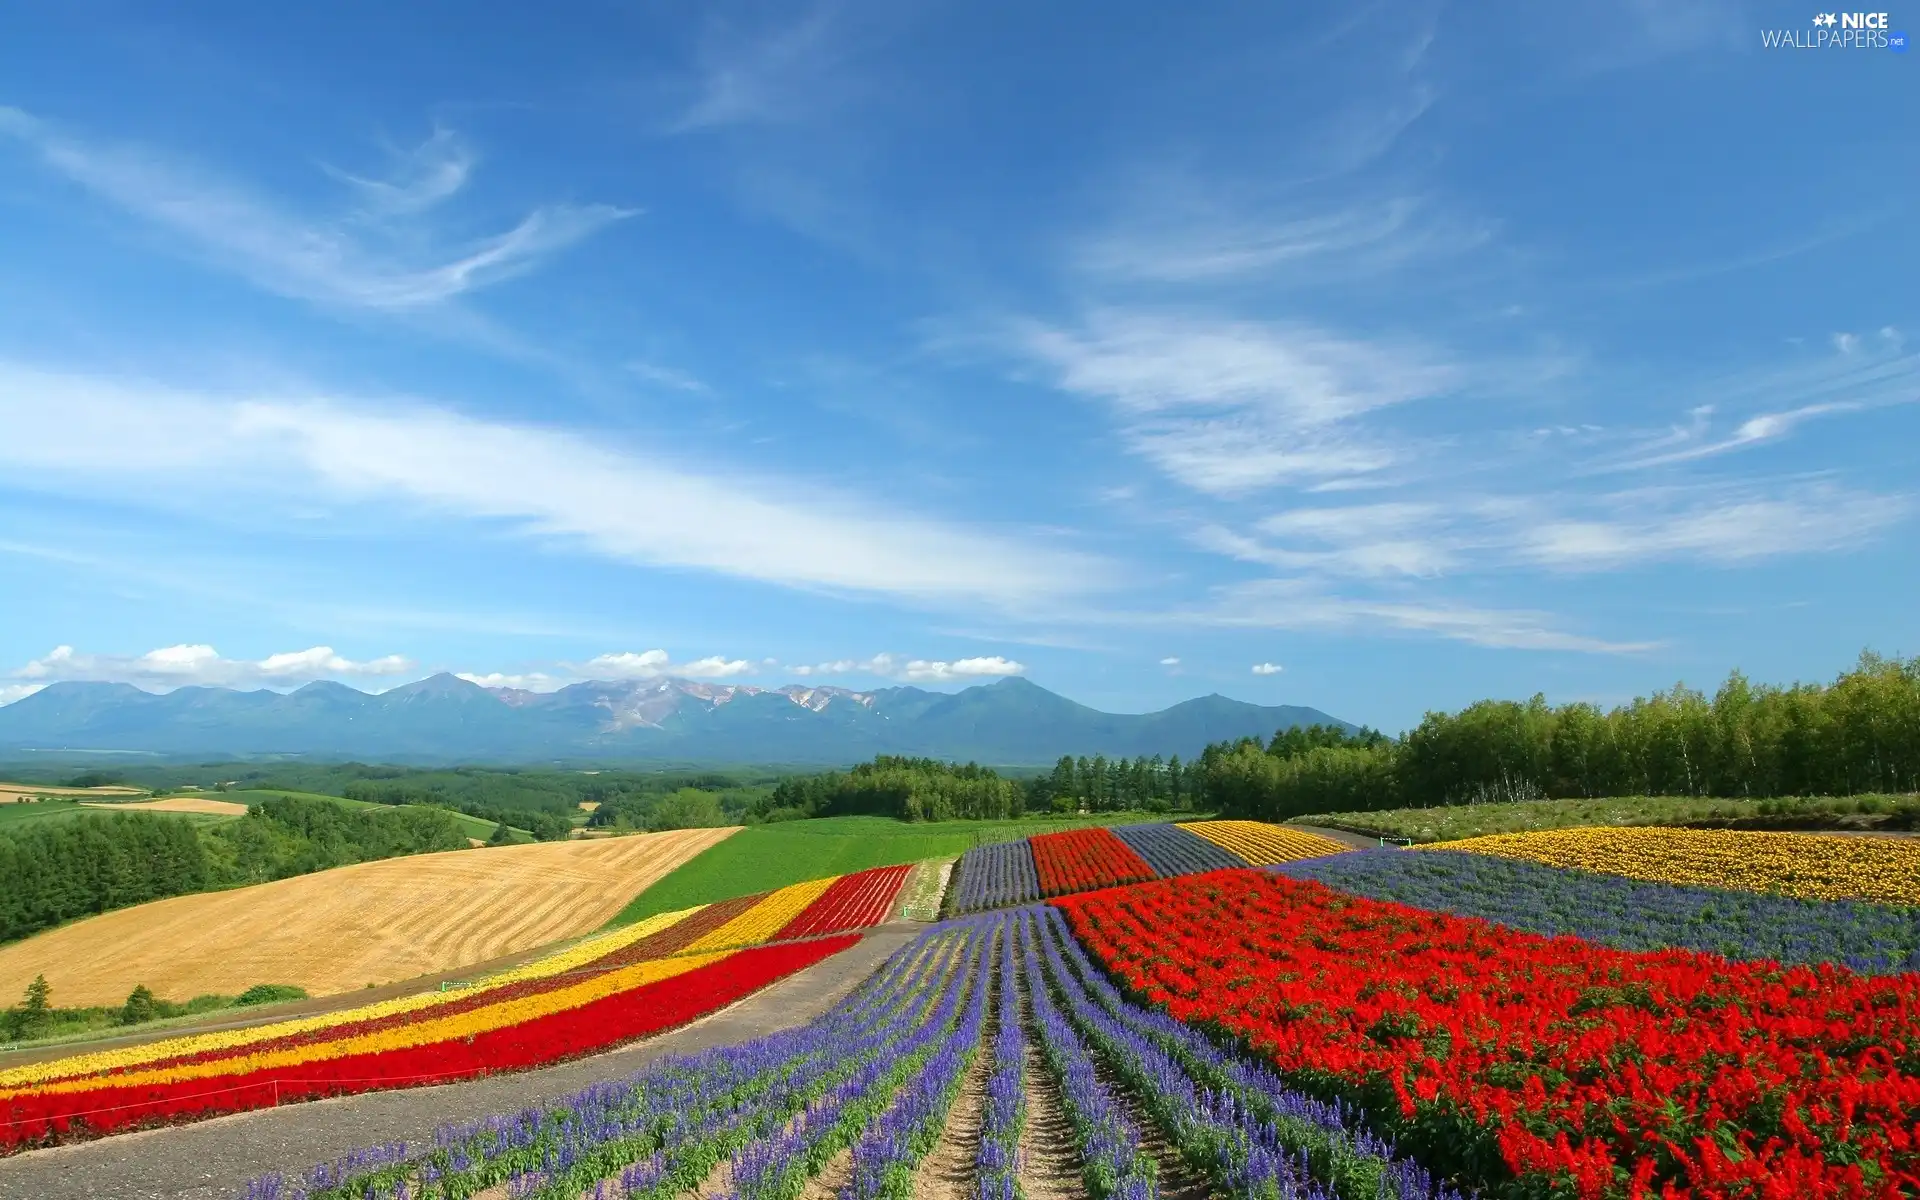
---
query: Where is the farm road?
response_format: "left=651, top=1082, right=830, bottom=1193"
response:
left=0, top=925, right=920, bottom=1200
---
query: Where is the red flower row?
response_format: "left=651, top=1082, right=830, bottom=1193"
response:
left=0, top=935, right=857, bottom=1151
left=1055, top=870, right=1920, bottom=1200
left=1030, top=827, right=1156, bottom=899
left=776, top=864, right=911, bottom=940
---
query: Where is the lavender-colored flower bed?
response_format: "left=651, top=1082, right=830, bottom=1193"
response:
left=1110, top=822, right=1248, bottom=877
left=1276, top=849, right=1920, bottom=974
left=948, top=838, right=1041, bottom=914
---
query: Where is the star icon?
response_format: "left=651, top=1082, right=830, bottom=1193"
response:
left=1813, top=12, right=1837, bottom=25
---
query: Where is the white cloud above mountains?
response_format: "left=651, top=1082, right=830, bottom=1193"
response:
left=10, top=644, right=413, bottom=691
left=0, top=643, right=1031, bottom=703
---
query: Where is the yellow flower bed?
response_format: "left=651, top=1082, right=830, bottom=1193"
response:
left=1179, top=821, right=1349, bottom=866
left=0, top=905, right=702, bottom=1090
left=3, top=949, right=727, bottom=1098
left=683, top=876, right=840, bottom=954
left=1425, top=826, right=1920, bottom=907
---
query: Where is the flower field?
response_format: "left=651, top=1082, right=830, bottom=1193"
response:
left=1429, top=825, right=1920, bottom=906
left=0, top=865, right=911, bottom=1150
left=947, top=817, right=1348, bottom=914
left=1057, top=869, right=1920, bottom=1198
left=1029, top=827, right=1157, bottom=897
left=1111, top=820, right=1247, bottom=875
left=238, top=903, right=1459, bottom=1200
left=1278, top=848, right=1920, bottom=973
left=1181, top=819, right=1349, bottom=865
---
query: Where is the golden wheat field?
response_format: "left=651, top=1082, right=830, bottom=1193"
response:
left=0, top=782, right=146, bottom=802
left=78, top=796, right=250, bottom=816
left=0, top=826, right=738, bottom=1006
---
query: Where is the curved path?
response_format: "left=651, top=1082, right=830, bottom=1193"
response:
left=0, top=925, right=919, bottom=1200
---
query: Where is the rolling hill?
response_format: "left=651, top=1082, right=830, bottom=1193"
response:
left=0, top=827, right=737, bottom=1006
left=0, top=674, right=1349, bottom=764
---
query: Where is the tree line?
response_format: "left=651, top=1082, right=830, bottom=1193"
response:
left=1197, top=652, right=1920, bottom=821
left=759, top=756, right=1028, bottom=822
left=0, top=796, right=468, bottom=946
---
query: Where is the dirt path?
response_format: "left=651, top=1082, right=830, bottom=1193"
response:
left=0, top=927, right=919, bottom=1200
left=1284, top=823, right=1393, bottom=850
left=909, top=956, right=997, bottom=1199
left=1015, top=978, right=1087, bottom=1200
left=796, top=1145, right=853, bottom=1200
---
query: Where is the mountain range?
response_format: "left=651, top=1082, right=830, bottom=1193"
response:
left=0, top=674, right=1350, bottom=765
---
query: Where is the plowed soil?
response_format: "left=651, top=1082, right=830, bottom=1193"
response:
left=0, top=827, right=738, bottom=1005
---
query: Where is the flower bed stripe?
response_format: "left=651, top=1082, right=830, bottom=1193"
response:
left=0, top=935, right=857, bottom=1151
left=682, top=876, right=839, bottom=954
left=1029, top=827, right=1156, bottom=898
left=7, top=950, right=731, bottom=1099
left=585, top=891, right=767, bottom=967
left=948, top=839, right=1041, bottom=915
left=1178, top=819, right=1348, bottom=865
left=0, top=905, right=703, bottom=1091
left=774, top=864, right=912, bottom=940
left=1109, top=821, right=1249, bottom=875
left=1429, top=825, right=1920, bottom=907
left=1278, top=848, right=1920, bottom=974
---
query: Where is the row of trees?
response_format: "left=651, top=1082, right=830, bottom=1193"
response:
left=1026, top=753, right=1202, bottom=814
left=1198, top=653, right=1920, bottom=821
left=759, top=757, right=1027, bottom=822
left=0, top=797, right=471, bottom=945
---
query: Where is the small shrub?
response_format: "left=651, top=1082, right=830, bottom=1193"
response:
left=235, top=984, right=308, bottom=1007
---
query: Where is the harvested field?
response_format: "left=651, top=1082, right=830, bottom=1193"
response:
left=77, top=797, right=248, bottom=816
left=0, top=783, right=144, bottom=802
left=0, top=827, right=737, bottom=1006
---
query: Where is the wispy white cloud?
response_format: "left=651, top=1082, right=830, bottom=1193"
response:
left=1205, top=483, right=1909, bottom=582
left=1251, top=662, right=1283, bottom=675
left=321, top=125, right=474, bottom=216
left=670, top=4, right=866, bottom=132
left=788, top=653, right=1026, bottom=682
left=627, top=361, right=711, bottom=393
left=583, top=650, right=758, bottom=679
left=1189, top=581, right=1656, bottom=654
left=0, top=684, right=47, bottom=707
left=11, top=644, right=413, bottom=690
left=1006, top=310, right=1460, bottom=494
left=0, top=361, right=1110, bottom=609
left=455, top=671, right=562, bottom=691
left=0, top=107, right=630, bottom=310
left=1158, top=656, right=1180, bottom=666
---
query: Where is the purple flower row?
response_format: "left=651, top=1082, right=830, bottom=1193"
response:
left=1275, top=848, right=1920, bottom=974
left=1110, top=823, right=1248, bottom=877
left=949, top=840, right=1041, bottom=914
left=973, top=924, right=1025, bottom=1200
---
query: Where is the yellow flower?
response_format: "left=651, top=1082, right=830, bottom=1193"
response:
left=683, top=877, right=839, bottom=954
left=1424, top=826, right=1920, bottom=907
left=5, top=949, right=726, bottom=1098
left=1179, top=821, right=1349, bottom=866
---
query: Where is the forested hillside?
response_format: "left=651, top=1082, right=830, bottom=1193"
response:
left=1198, top=652, right=1920, bottom=821
left=0, top=797, right=467, bottom=945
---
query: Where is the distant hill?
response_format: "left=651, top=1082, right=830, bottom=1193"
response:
left=0, top=674, right=1351, bottom=765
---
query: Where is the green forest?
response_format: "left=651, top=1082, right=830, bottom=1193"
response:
left=1197, top=652, right=1920, bottom=821
left=0, top=795, right=466, bottom=946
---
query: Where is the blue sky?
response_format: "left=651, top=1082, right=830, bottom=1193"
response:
left=0, top=0, right=1913, bottom=732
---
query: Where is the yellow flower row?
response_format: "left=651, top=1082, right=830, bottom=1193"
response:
left=1180, top=820, right=1349, bottom=866
left=683, top=876, right=840, bottom=954
left=0, top=905, right=703, bottom=1090
left=4, top=949, right=728, bottom=1100
left=1426, top=826, right=1920, bottom=907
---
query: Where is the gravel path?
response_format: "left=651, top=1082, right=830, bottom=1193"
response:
left=0, top=926, right=920, bottom=1200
